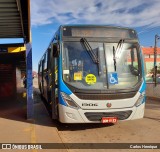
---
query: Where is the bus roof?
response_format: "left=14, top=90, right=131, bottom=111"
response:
left=59, top=24, right=136, bottom=31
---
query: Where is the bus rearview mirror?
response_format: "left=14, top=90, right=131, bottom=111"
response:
left=131, top=50, right=135, bottom=62
left=51, top=43, right=59, bottom=57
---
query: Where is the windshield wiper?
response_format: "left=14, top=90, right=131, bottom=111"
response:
left=113, top=46, right=116, bottom=71
left=113, top=39, right=124, bottom=71
left=116, top=39, right=124, bottom=57
left=80, top=38, right=99, bottom=64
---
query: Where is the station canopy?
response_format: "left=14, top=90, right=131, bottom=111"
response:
left=0, top=0, right=30, bottom=43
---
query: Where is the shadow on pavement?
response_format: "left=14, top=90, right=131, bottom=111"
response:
left=34, top=87, right=114, bottom=130
left=0, top=89, right=27, bottom=123
left=144, top=116, right=160, bottom=122
left=55, top=122, right=114, bottom=131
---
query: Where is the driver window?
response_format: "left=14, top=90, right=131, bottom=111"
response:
left=132, top=48, right=138, bottom=70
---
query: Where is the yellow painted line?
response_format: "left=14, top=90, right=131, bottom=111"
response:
left=30, top=120, right=38, bottom=152
left=23, top=120, right=38, bottom=152
left=8, top=46, right=26, bottom=53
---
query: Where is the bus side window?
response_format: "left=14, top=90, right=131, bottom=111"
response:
left=55, top=58, right=58, bottom=85
left=129, top=48, right=139, bottom=76
left=63, top=47, right=69, bottom=70
left=131, top=48, right=138, bottom=69
left=47, top=48, right=51, bottom=70
left=44, top=53, right=48, bottom=71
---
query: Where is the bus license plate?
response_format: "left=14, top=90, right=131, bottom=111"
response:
left=101, top=117, right=117, bottom=123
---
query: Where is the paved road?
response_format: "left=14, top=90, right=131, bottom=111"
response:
left=0, top=78, right=160, bottom=152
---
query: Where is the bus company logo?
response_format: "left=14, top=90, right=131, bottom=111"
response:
left=106, top=103, right=112, bottom=108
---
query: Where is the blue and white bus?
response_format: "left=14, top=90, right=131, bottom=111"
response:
left=38, top=25, right=146, bottom=123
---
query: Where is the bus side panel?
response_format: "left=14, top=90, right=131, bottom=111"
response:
left=38, top=72, right=42, bottom=92
left=38, top=62, right=42, bottom=94
left=43, top=70, right=48, bottom=100
left=131, top=102, right=145, bottom=120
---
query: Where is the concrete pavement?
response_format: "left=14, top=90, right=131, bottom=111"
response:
left=0, top=78, right=160, bottom=152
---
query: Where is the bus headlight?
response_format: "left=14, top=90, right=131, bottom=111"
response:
left=61, top=92, right=79, bottom=109
left=135, top=92, right=145, bottom=107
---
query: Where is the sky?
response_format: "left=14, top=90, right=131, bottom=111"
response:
left=1, top=0, right=160, bottom=72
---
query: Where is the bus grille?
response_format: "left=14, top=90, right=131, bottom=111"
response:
left=84, top=110, right=132, bottom=121
left=74, top=92, right=136, bottom=100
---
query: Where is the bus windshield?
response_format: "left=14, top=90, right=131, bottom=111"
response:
left=62, top=41, right=141, bottom=91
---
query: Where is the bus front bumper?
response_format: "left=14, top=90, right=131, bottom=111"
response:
left=58, top=103, right=145, bottom=123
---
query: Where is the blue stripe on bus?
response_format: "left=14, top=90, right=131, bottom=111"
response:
left=59, top=41, right=72, bottom=95
left=139, top=47, right=146, bottom=94
left=58, top=41, right=72, bottom=106
left=58, top=80, right=72, bottom=106
left=139, top=81, right=146, bottom=93
left=139, top=81, right=146, bottom=104
left=59, top=91, right=67, bottom=106
left=142, top=95, right=146, bottom=104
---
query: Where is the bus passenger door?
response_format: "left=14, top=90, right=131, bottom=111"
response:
left=48, top=46, right=58, bottom=119
left=51, top=57, right=58, bottom=119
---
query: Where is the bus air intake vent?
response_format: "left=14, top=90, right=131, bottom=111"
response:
left=75, top=92, right=136, bottom=100
left=84, top=110, right=132, bottom=121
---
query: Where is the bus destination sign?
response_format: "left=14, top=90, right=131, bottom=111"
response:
left=63, top=26, right=137, bottom=39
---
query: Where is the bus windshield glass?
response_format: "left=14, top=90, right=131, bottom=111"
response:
left=62, top=41, right=141, bottom=91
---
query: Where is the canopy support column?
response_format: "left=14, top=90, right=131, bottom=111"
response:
left=26, top=42, right=33, bottom=119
